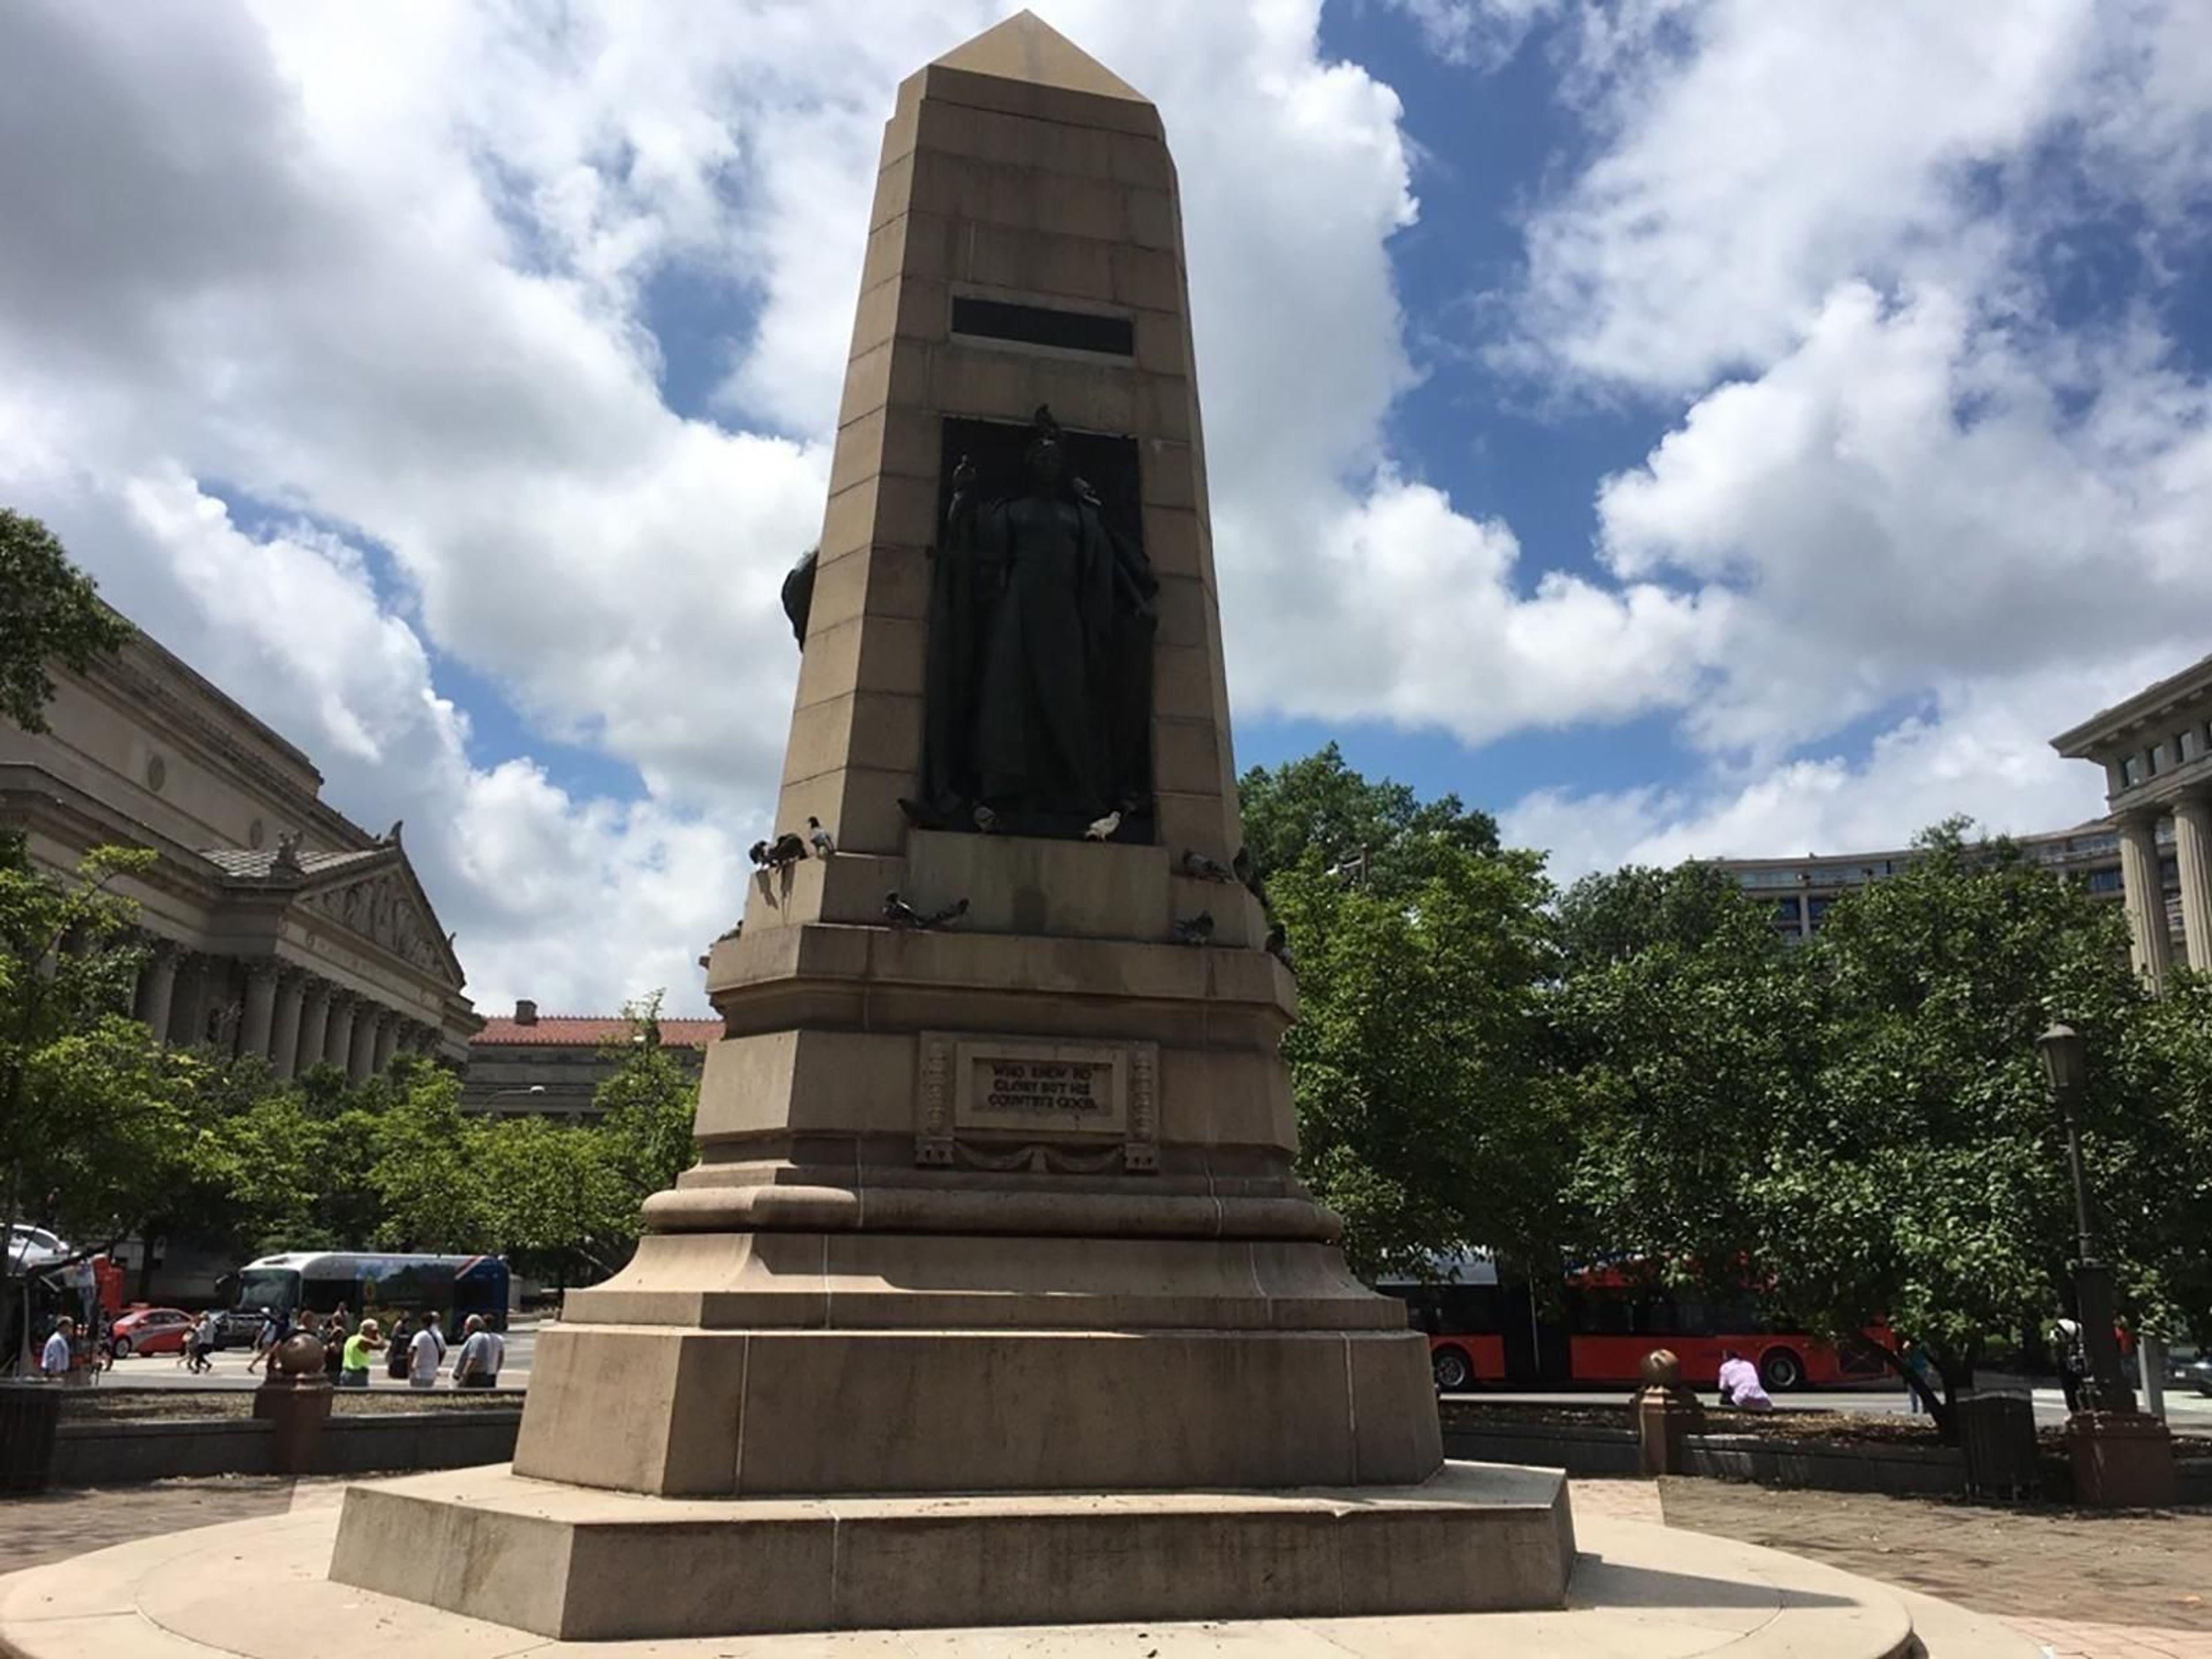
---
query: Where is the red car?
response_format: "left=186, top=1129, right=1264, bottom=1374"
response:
left=108, top=1306, right=197, bottom=1357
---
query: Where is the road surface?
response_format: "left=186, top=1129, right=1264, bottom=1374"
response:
left=87, top=1320, right=538, bottom=1393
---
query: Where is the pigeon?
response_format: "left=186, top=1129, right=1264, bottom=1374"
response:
left=973, top=803, right=1000, bottom=834
left=1179, top=849, right=1233, bottom=882
left=808, top=816, right=836, bottom=858
left=1264, top=922, right=1294, bottom=970
left=748, top=840, right=772, bottom=869
left=1233, top=846, right=1259, bottom=889
left=768, top=832, right=809, bottom=869
left=1171, top=911, right=1215, bottom=946
left=885, top=892, right=971, bottom=930
left=1085, top=810, right=1122, bottom=841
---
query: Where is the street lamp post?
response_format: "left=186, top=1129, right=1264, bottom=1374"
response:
left=2036, top=1023, right=2135, bottom=1416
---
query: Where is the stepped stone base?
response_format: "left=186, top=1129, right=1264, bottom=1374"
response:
left=0, top=1486, right=2044, bottom=1657
left=326, top=1462, right=1574, bottom=1642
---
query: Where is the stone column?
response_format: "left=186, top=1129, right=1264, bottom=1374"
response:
left=270, top=971, right=308, bottom=1078
left=2118, top=812, right=2173, bottom=990
left=324, top=994, right=358, bottom=1073
left=347, top=1004, right=378, bottom=1083
left=371, top=1010, right=398, bottom=1074
left=134, top=942, right=180, bottom=1043
left=2171, top=796, right=2212, bottom=973
left=296, top=981, right=332, bottom=1075
left=240, top=963, right=279, bottom=1060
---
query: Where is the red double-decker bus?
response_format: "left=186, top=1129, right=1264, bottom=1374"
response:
left=1382, top=1254, right=1889, bottom=1395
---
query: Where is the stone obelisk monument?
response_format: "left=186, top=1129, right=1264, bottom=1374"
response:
left=330, top=14, right=1571, bottom=1640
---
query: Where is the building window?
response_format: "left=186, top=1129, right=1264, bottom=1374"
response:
left=2087, top=868, right=2124, bottom=894
left=2120, top=753, right=2143, bottom=787
left=2179, top=729, right=2199, bottom=764
left=1773, top=897, right=1802, bottom=923
left=2146, top=744, right=2163, bottom=778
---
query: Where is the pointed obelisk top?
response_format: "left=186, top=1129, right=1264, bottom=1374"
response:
left=931, top=9, right=1149, bottom=103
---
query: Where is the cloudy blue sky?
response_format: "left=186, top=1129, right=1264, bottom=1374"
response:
left=6, top=1, right=2211, bottom=1015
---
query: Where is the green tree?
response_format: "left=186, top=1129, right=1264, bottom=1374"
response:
left=1238, top=743, right=1498, bottom=893
left=1567, top=824, right=2211, bottom=1436
left=1558, top=863, right=1813, bottom=1300
left=0, top=508, right=133, bottom=734
left=366, top=1058, right=491, bottom=1251
left=1764, top=824, right=2157, bottom=1429
left=593, top=992, right=699, bottom=1200
left=471, top=1117, right=633, bottom=1282
left=0, top=840, right=195, bottom=1248
left=1272, top=838, right=1566, bottom=1279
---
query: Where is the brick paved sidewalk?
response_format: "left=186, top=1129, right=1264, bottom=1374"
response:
left=1656, top=1479, right=2212, bottom=1659
left=0, top=1477, right=315, bottom=1577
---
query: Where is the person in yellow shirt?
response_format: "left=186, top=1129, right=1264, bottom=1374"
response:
left=339, top=1318, right=384, bottom=1389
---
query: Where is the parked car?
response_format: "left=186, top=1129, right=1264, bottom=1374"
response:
left=108, top=1306, right=196, bottom=1358
left=2165, top=1348, right=2212, bottom=1397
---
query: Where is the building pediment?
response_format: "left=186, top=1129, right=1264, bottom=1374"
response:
left=209, top=838, right=465, bottom=987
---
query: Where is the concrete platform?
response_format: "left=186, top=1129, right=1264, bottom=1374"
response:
left=326, top=1461, right=1574, bottom=1639
left=0, top=1481, right=2041, bottom=1658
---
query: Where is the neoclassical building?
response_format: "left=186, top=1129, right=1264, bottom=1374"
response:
left=0, top=622, right=479, bottom=1074
left=2052, top=649, right=2212, bottom=989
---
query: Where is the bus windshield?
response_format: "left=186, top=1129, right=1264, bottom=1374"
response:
left=235, top=1267, right=301, bottom=1317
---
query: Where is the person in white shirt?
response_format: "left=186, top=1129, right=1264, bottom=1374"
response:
left=40, top=1317, right=75, bottom=1381
left=1716, top=1350, right=1772, bottom=1411
left=407, top=1311, right=446, bottom=1389
left=453, top=1315, right=505, bottom=1389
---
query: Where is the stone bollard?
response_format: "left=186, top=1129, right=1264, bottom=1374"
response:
left=1633, top=1349, right=1705, bottom=1477
left=252, top=1331, right=335, bottom=1475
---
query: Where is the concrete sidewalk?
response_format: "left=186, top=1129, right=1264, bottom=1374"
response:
left=1, top=1471, right=2202, bottom=1656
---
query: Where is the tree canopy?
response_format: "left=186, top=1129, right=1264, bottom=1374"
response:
left=0, top=508, right=132, bottom=735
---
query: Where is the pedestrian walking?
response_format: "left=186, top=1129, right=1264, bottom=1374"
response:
left=185, top=1312, right=217, bottom=1375
left=385, top=1314, right=413, bottom=1380
left=453, top=1315, right=505, bottom=1390
left=244, top=1306, right=290, bottom=1374
left=39, top=1317, right=74, bottom=1381
left=339, top=1319, right=382, bottom=1389
left=407, top=1311, right=446, bottom=1389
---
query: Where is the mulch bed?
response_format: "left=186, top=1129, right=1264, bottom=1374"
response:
left=58, top=1387, right=522, bottom=1422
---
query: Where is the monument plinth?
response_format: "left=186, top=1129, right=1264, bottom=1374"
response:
left=328, top=13, right=1570, bottom=1637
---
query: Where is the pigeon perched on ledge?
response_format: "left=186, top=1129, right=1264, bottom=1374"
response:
left=748, top=840, right=772, bottom=869
left=1171, top=911, right=1215, bottom=946
left=885, top=892, right=971, bottom=931
left=1085, top=810, right=1122, bottom=841
left=768, top=832, right=809, bottom=870
left=1180, top=849, right=1233, bottom=882
left=809, top=816, right=836, bottom=858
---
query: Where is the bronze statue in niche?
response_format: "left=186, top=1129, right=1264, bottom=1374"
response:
left=908, top=407, right=1156, bottom=841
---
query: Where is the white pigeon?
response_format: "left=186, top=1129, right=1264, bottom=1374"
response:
left=1085, top=810, right=1122, bottom=841
left=808, top=816, right=836, bottom=858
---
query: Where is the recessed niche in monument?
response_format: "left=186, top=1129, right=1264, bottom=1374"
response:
left=908, top=407, right=1156, bottom=844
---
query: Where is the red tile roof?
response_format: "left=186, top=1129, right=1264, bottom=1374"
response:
left=472, top=1017, right=722, bottom=1048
